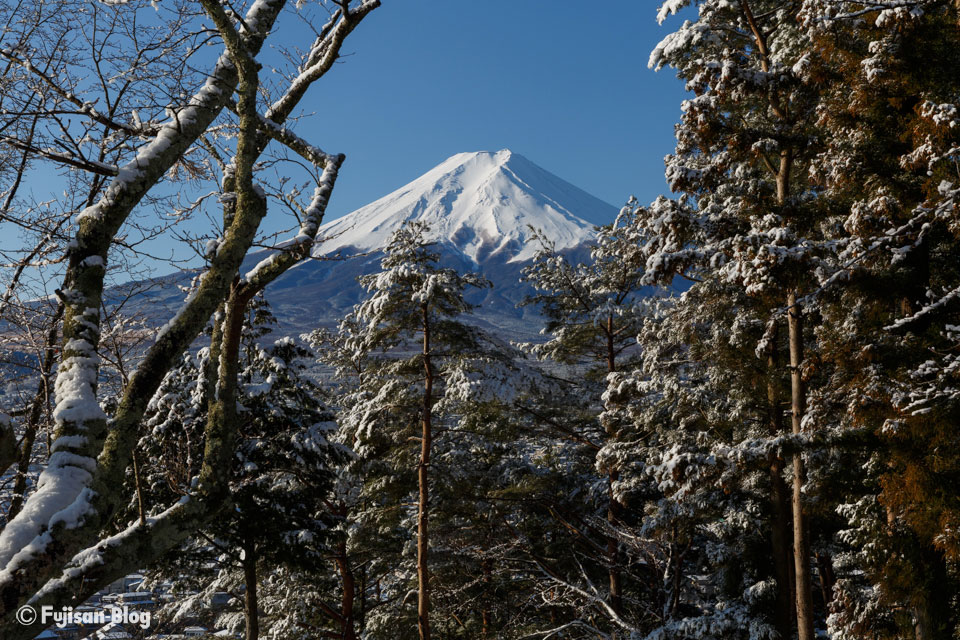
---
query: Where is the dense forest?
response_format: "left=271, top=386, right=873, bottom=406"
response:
left=0, top=0, right=958, bottom=639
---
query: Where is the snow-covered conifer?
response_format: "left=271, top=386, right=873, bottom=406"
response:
left=797, top=2, right=960, bottom=635
left=320, top=220, right=505, bottom=640
left=138, top=297, right=346, bottom=640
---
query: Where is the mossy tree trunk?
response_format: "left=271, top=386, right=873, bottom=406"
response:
left=0, top=0, right=370, bottom=633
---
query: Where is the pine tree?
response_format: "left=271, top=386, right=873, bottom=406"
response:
left=316, top=311, right=569, bottom=638
left=614, top=1, right=832, bottom=636
left=518, top=217, right=647, bottom=632
left=324, top=220, right=496, bottom=640
left=624, top=2, right=960, bottom=637
left=136, top=298, right=346, bottom=639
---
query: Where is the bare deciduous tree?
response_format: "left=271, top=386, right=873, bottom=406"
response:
left=0, top=1, right=379, bottom=636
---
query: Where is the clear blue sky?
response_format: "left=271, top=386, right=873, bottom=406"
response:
left=290, top=1, right=689, bottom=223
left=10, top=1, right=691, bottom=276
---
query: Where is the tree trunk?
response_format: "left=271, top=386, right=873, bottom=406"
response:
left=131, top=451, right=146, bottom=527
left=0, top=422, right=14, bottom=477
left=359, top=563, right=367, bottom=632
left=815, top=551, right=835, bottom=610
left=336, top=539, right=357, bottom=640
left=766, top=331, right=796, bottom=637
left=418, top=304, right=433, bottom=640
left=607, top=472, right=622, bottom=619
left=913, top=545, right=950, bottom=640
left=769, top=451, right=796, bottom=636
left=481, top=558, right=491, bottom=640
left=243, top=539, right=259, bottom=640
left=788, top=292, right=815, bottom=640
left=605, top=314, right=622, bottom=626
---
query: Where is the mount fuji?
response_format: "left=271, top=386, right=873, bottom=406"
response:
left=313, top=149, right=613, bottom=263
left=123, top=150, right=618, bottom=339
left=260, top=149, right=618, bottom=336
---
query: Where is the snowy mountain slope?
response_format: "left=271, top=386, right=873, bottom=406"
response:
left=260, top=149, right=617, bottom=336
left=310, top=149, right=615, bottom=264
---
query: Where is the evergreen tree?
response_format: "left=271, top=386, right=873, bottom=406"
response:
left=315, top=310, right=560, bottom=639
left=136, top=298, right=346, bottom=640
left=797, top=2, right=960, bottom=636
left=322, top=220, right=503, bottom=639
left=600, top=1, right=833, bottom=636
left=517, top=216, right=647, bottom=634
left=609, top=2, right=960, bottom=637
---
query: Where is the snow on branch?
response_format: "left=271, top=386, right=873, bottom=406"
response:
left=807, top=0, right=933, bottom=23
left=0, top=318, right=106, bottom=574
left=0, top=48, right=160, bottom=138
left=255, top=114, right=336, bottom=167
left=885, top=283, right=960, bottom=331
left=0, top=135, right=119, bottom=177
left=265, top=0, right=381, bottom=123
left=242, top=153, right=344, bottom=290
left=0, top=1, right=290, bottom=626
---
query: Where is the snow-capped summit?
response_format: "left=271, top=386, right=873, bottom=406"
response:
left=313, top=149, right=616, bottom=264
